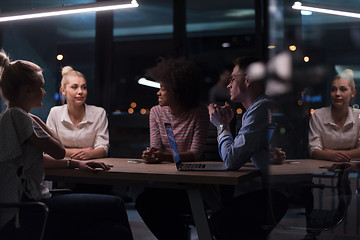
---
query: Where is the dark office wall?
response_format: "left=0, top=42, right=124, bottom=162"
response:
left=0, top=0, right=260, bottom=158
left=0, top=21, right=59, bottom=120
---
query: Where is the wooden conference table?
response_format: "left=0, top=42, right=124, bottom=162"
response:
left=45, top=158, right=260, bottom=240
left=45, top=158, right=338, bottom=240
left=269, top=159, right=338, bottom=181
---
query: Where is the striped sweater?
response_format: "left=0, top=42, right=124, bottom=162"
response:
left=149, top=105, right=209, bottom=160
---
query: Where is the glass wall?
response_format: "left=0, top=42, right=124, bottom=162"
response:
left=187, top=0, right=256, bottom=104
left=1, top=0, right=360, bottom=238
left=110, top=0, right=174, bottom=114
left=107, top=0, right=258, bottom=157
left=268, top=0, right=360, bottom=238
left=0, top=0, right=257, bottom=120
left=0, top=0, right=96, bottom=119
left=267, top=0, right=360, bottom=157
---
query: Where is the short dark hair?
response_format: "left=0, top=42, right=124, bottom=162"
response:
left=233, top=56, right=260, bottom=73
left=233, top=56, right=266, bottom=91
left=145, top=57, right=203, bottom=109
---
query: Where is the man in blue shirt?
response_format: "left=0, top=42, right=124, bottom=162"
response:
left=209, top=57, right=275, bottom=171
left=208, top=57, right=288, bottom=240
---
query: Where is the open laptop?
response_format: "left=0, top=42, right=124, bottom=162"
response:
left=164, top=122, right=227, bottom=171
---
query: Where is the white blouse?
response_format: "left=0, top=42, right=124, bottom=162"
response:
left=46, top=104, right=109, bottom=154
left=308, top=106, right=360, bottom=155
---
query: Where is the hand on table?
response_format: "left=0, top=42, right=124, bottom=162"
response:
left=75, top=160, right=111, bottom=172
left=324, top=149, right=350, bottom=162
left=142, top=147, right=162, bottom=164
left=71, top=147, right=94, bottom=160
left=269, top=147, right=286, bottom=164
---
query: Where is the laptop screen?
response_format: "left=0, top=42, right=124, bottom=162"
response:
left=164, top=123, right=181, bottom=166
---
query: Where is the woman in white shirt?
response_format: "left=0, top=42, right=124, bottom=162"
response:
left=0, top=50, right=132, bottom=240
left=47, top=66, right=109, bottom=160
left=309, top=70, right=360, bottom=161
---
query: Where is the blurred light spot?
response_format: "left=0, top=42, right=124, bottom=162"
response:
left=268, top=45, right=276, bottom=49
left=297, top=99, right=303, bottom=105
left=236, top=108, right=243, bottom=114
left=222, top=42, right=231, bottom=48
left=225, top=9, right=255, bottom=18
left=310, top=109, right=315, bottom=115
left=54, top=93, right=60, bottom=101
left=302, top=94, right=322, bottom=103
left=304, top=56, right=310, bottom=62
left=56, top=54, right=63, bottom=61
left=140, top=108, right=146, bottom=114
left=114, top=109, right=121, bottom=113
left=280, top=127, right=286, bottom=135
left=130, top=102, right=137, bottom=108
left=289, top=45, right=296, bottom=51
left=128, top=108, right=134, bottom=114
left=353, top=104, right=359, bottom=109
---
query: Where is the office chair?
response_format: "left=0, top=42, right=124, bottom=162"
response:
left=301, top=171, right=352, bottom=240
left=0, top=201, right=49, bottom=240
left=277, top=171, right=352, bottom=240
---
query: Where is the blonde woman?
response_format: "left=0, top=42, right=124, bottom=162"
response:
left=309, top=70, right=360, bottom=161
left=0, top=51, right=132, bottom=240
left=46, top=66, right=109, bottom=160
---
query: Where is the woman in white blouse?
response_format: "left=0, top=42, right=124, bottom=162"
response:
left=47, top=66, right=109, bottom=160
left=309, top=70, right=360, bottom=161
left=0, top=50, right=132, bottom=240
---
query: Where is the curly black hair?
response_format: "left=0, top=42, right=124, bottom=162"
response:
left=145, top=57, right=202, bottom=109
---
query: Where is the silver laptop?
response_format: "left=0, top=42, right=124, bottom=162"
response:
left=164, top=122, right=227, bottom=171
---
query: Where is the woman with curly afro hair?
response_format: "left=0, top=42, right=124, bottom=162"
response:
left=141, top=57, right=209, bottom=164
left=136, top=57, right=209, bottom=240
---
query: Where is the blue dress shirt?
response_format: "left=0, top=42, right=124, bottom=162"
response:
left=218, top=95, right=271, bottom=171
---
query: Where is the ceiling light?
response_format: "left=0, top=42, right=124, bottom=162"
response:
left=0, top=0, right=139, bottom=23
left=300, top=10, right=312, bottom=16
left=292, top=2, right=360, bottom=19
left=138, top=78, right=160, bottom=89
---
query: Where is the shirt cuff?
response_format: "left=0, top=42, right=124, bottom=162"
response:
left=218, top=129, right=231, bottom=142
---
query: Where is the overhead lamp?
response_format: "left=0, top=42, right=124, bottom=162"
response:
left=292, top=2, right=360, bottom=19
left=138, top=78, right=160, bottom=89
left=300, top=10, right=312, bottom=16
left=0, top=0, right=139, bottom=23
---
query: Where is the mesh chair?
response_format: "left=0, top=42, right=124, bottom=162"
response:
left=302, top=171, right=352, bottom=240
left=277, top=171, right=352, bottom=240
